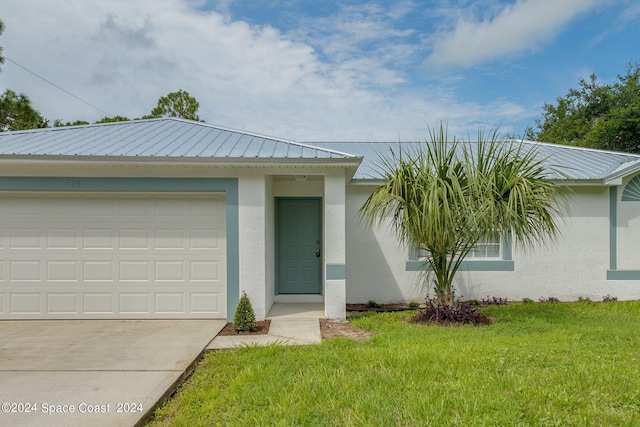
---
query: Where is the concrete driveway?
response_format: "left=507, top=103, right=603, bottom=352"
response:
left=0, top=319, right=225, bottom=427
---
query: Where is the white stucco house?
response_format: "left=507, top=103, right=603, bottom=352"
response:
left=1, top=118, right=639, bottom=321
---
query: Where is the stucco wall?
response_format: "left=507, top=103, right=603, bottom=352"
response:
left=345, top=185, right=423, bottom=303
left=345, top=184, right=640, bottom=303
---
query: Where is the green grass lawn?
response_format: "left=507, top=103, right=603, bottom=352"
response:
left=149, top=301, right=640, bottom=426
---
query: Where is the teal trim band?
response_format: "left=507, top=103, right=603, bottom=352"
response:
left=326, top=264, right=346, bottom=280
left=610, top=186, right=618, bottom=270
left=406, top=260, right=515, bottom=272
left=607, top=270, right=640, bottom=280
left=503, top=232, right=513, bottom=261
left=0, top=176, right=240, bottom=321
left=0, top=176, right=232, bottom=192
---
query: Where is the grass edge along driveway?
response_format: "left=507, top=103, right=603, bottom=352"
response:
left=149, top=301, right=640, bottom=426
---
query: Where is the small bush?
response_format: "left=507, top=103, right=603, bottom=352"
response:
left=412, top=298, right=490, bottom=326
left=481, top=296, right=509, bottom=306
left=367, top=300, right=381, bottom=308
left=578, top=296, right=592, bottom=304
left=522, top=297, right=535, bottom=304
left=408, top=301, right=419, bottom=309
left=233, top=292, right=257, bottom=332
left=539, top=296, right=560, bottom=303
left=602, top=295, right=618, bottom=303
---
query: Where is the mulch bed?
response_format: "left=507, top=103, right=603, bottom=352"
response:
left=216, top=319, right=271, bottom=336
left=346, top=303, right=416, bottom=312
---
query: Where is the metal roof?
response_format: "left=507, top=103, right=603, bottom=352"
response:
left=1, top=118, right=639, bottom=183
left=0, top=118, right=357, bottom=161
left=309, top=141, right=640, bottom=182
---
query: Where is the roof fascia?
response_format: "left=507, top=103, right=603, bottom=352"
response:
left=349, top=177, right=611, bottom=187
left=0, top=155, right=363, bottom=169
left=602, top=159, right=640, bottom=185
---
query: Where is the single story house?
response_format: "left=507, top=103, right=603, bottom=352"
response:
left=0, top=118, right=639, bottom=321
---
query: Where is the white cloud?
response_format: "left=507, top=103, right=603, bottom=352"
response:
left=426, top=0, right=602, bottom=67
left=1, top=0, right=534, bottom=140
left=621, top=2, right=640, bottom=21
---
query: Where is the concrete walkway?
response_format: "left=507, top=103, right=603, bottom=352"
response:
left=207, top=303, right=324, bottom=349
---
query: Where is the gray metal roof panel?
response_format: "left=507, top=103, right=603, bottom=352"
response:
left=308, top=141, right=640, bottom=181
left=0, top=118, right=357, bottom=161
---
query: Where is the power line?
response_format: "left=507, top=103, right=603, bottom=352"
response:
left=4, top=56, right=113, bottom=118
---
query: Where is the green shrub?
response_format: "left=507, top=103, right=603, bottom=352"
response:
left=367, top=300, right=381, bottom=308
left=233, top=292, right=257, bottom=332
left=408, top=301, right=419, bottom=309
left=522, top=297, right=535, bottom=304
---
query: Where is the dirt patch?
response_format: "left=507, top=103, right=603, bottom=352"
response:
left=346, top=303, right=417, bottom=312
left=321, top=319, right=373, bottom=341
left=216, top=319, right=271, bottom=336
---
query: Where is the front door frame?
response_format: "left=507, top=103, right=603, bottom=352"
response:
left=275, top=197, right=323, bottom=295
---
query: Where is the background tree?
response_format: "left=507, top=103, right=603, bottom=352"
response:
left=526, top=63, right=640, bottom=153
left=0, top=19, right=5, bottom=70
left=54, top=119, right=90, bottom=127
left=144, top=89, right=201, bottom=121
left=0, top=89, right=48, bottom=131
left=360, top=125, right=566, bottom=307
left=95, top=115, right=130, bottom=124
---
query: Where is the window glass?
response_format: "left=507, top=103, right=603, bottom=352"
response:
left=416, top=235, right=501, bottom=261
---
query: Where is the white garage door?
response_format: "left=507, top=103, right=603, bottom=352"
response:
left=0, top=193, right=226, bottom=319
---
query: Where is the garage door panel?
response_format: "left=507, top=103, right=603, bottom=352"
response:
left=47, top=293, right=77, bottom=314
left=83, top=293, right=113, bottom=314
left=120, top=293, right=149, bottom=314
left=10, top=229, right=41, bottom=249
left=190, top=292, right=222, bottom=314
left=154, top=230, right=186, bottom=249
left=155, top=261, right=185, bottom=281
left=83, top=261, right=115, bottom=281
left=0, top=194, right=226, bottom=319
left=46, top=260, right=78, bottom=281
left=83, top=229, right=113, bottom=249
left=155, top=293, right=185, bottom=313
left=119, top=229, right=150, bottom=249
left=47, top=229, right=78, bottom=249
left=10, top=293, right=40, bottom=314
left=10, top=261, right=41, bottom=281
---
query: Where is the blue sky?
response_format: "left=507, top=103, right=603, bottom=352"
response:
left=1, top=0, right=639, bottom=141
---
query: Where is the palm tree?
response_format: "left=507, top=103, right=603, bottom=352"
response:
left=360, top=125, right=567, bottom=305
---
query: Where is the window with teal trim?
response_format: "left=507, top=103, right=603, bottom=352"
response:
left=622, top=175, right=640, bottom=201
left=406, top=233, right=514, bottom=272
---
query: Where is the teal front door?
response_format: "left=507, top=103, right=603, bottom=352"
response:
left=276, top=198, right=322, bottom=294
